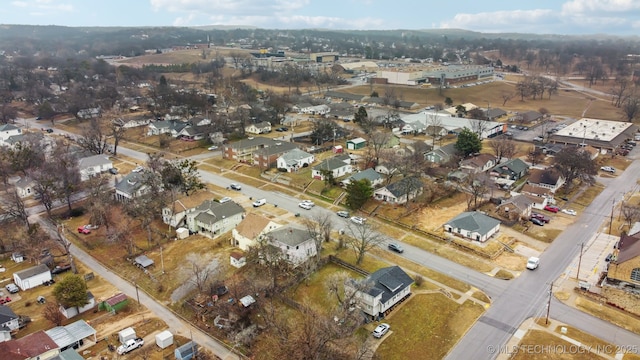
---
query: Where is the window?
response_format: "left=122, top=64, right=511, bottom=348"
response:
left=631, top=268, right=640, bottom=282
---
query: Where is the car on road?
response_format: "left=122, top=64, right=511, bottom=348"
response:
left=45, top=128, right=53, bottom=133
left=252, top=198, right=266, bottom=207
left=299, top=202, right=313, bottom=210
left=207, top=145, right=219, bottom=151
left=229, top=183, right=242, bottom=191
left=544, top=205, right=559, bottom=213
left=526, top=257, right=540, bottom=270
left=337, top=211, right=350, bottom=218
left=530, top=218, right=544, bottom=226
left=388, top=243, right=404, bottom=253
left=350, top=216, right=366, bottom=225
left=531, top=213, right=550, bottom=223
left=372, top=323, right=390, bottom=338
left=600, top=166, right=616, bottom=173
left=300, top=200, right=315, bottom=207
left=5, top=283, right=19, bottom=294
left=275, top=127, right=289, bottom=132
left=533, top=136, right=543, bottom=142
left=562, top=209, right=577, bottom=216
left=132, top=165, right=144, bottom=173
left=219, top=197, right=232, bottom=204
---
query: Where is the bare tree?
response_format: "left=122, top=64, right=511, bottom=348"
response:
left=609, top=77, right=631, bottom=108
left=187, top=256, right=216, bottom=293
left=29, top=165, right=58, bottom=218
left=42, top=302, right=65, bottom=326
left=426, top=111, right=444, bottom=147
left=367, top=131, right=391, bottom=164
left=344, top=222, right=385, bottom=265
left=303, top=213, right=333, bottom=262
left=466, top=173, right=491, bottom=210
left=1, top=187, right=31, bottom=231
left=488, top=136, right=516, bottom=163
left=84, top=175, right=113, bottom=230
left=51, top=222, right=78, bottom=274
left=622, top=96, right=640, bottom=122
left=110, top=119, right=126, bottom=155
left=621, top=204, right=640, bottom=229
left=77, top=118, right=109, bottom=155
left=51, top=139, right=81, bottom=214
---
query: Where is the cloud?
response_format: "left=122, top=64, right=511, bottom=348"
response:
left=11, top=0, right=73, bottom=12
left=562, top=0, right=640, bottom=14
left=440, top=9, right=557, bottom=33
left=150, top=0, right=309, bottom=16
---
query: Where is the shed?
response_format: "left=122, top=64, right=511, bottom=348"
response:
left=230, top=252, right=246, bottom=268
left=155, top=330, right=174, bottom=349
left=239, top=295, right=256, bottom=307
left=100, top=293, right=129, bottom=313
left=13, top=264, right=52, bottom=291
left=134, top=255, right=155, bottom=268
left=175, top=341, right=198, bottom=360
left=118, top=327, right=137, bottom=345
left=11, top=252, right=25, bottom=263
left=176, top=227, right=189, bottom=240
left=346, top=137, right=367, bottom=150
left=332, top=145, right=343, bottom=153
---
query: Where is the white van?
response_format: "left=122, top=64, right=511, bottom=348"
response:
left=252, top=198, right=266, bottom=207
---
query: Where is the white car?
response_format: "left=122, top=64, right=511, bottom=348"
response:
left=350, top=216, right=366, bottom=225
left=132, top=165, right=144, bottom=173
left=299, top=202, right=313, bottom=210
left=207, top=145, right=219, bottom=151
left=372, top=323, right=390, bottom=338
left=300, top=200, right=315, bottom=207
left=600, top=166, right=616, bottom=173
left=219, top=197, right=232, bottom=204
left=562, top=209, right=577, bottom=216
left=526, top=257, right=540, bottom=270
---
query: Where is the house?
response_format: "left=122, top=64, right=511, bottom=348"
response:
left=224, top=136, right=291, bottom=163
left=424, top=125, right=448, bottom=138
left=485, top=108, right=508, bottom=121
left=0, top=327, right=10, bottom=343
left=401, top=121, right=426, bottom=135
left=77, top=107, right=101, bottom=119
left=349, top=266, right=413, bottom=319
left=490, top=158, right=529, bottom=180
left=459, top=154, right=497, bottom=174
left=312, top=156, right=353, bottom=180
left=519, top=110, right=543, bottom=123
left=374, top=176, right=423, bottom=204
left=185, top=200, right=245, bottom=238
left=13, top=264, right=52, bottom=291
left=264, top=227, right=317, bottom=267
left=341, top=168, right=383, bottom=188
left=607, top=232, right=640, bottom=288
left=230, top=252, right=246, bottom=268
left=520, top=184, right=554, bottom=201
left=496, top=195, right=534, bottom=220
left=253, top=141, right=298, bottom=169
left=45, top=320, right=97, bottom=352
left=11, top=253, right=25, bottom=263
left=134, top=255, right=154, bottom=269
left=0, top=124, right=22, bottom=144
left=114, top=117, right=150, bottom=129
left=186, top=117, right=211, bottom=127
left=14, top=177, right=35, bottom=198
left=443, top=211, right=501, bottom=242
left=424, top=143, right=458, bottom=164
left=99, top=293, right=128, bottom=313
left=0, top=305, right=19, bottom=332
left=178, top=125, right=209, bottom=141
left=245, top=121, right=272, bottom=135
left=162, top=192, right=217, bottom=228
left=175, top=341, right=198, bottom=360
left=346, top=137, right=367, bottom=150
left=527, top=168, right=565, bottom=193
left=59, top=292, right=95, bottom=319
left=276, top=148, right=315, bottom=172
left=146, top=120, right=189, bottom=137
left=78, top=155, right=113, bottom=181
left=0, top=330, right=60, bottom=360
left=114, top=172, right=151, bottom=202
left=232, top=213, right=282, bottom=250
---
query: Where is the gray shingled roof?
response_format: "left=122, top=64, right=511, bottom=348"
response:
left=313, top=157, right=350, bottom=171
left=445, top=211, right=501, bottom=236
left=193, top=200, right=244, bottom=223
left=385, top=176, right=423, bottom=197
left=0, top=305, right=18, bottom=325
left=347, top=168, right=381, bottom=183
left=115, top=172, right=148, bottom=196
left=267, top=227, right=312, bottom=247
left=78, top=155, right=111, bottom=170
left=364, top=266, right=413, bottom=305
left=14, top=264, right=50, bottom=280
left=492, top=158, right=528, bottom=175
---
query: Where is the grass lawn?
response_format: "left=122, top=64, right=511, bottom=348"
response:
left=375, top=294, right=484, bottom=360
left=575, top=297, right=640, bottom=334
left=334, top=249, right=390, bottom=274
left=511, top=330, right=605, bottom=360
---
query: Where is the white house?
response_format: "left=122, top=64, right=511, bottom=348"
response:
left=264, top=227, right=317, bottom=267
left=349, top=266, right=413, bottom=319
left=0, top=124, right=21, bottom=144
left=276, top=148, right=315, bottom=172
left=341, top=168, right=384, bottom=188
left=527, top=168, right=565, bottom=193
left=0, top=305, right=19, bottom=332
left=245, top=121, right=272, bottom=135
left=13, top=264, right=52, bottom=291
left=231, top=213, right=282, bottom=251
left=373, top=176, right=423, bottom=204
left=312, top=156, right=352, bottom=180
left=59, top=292, right=96, bottom=319
left=443, top=211, right=501, bottom=242
left=185, top=200, right=245, bottom=238
left=114, top=172, right=150, bottom=202
left=14, top=177, right=35, bottom=198
left=162, top=192, right=218, bottom=228
left=114, top=117, right=151, bottom=129
left=78, top=155, right=113, bottom=181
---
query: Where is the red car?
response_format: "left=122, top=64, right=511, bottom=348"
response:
left=0, top=296, right=11, bottom=305
left=531, top=213, right=550, bottom=223
left=77, top=226, right=91, bottom=234
left=544, top=205, right=559, bottom=213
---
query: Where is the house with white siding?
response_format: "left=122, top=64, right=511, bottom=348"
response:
left=349, top=266, right=413, bottom=319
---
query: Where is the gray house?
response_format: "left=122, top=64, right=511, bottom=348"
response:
left=443, top=211, right=501, bottom=242
left=424, top=143, right=458, bottom=164
left=185, top=200, right=245, bottom=238
left=350, top=266, right=413, bottom=319
left=341, top=168, right=383, bottom=188
left=114, top=172, right=150, bottom=202
left=490, top=158, right=529, bottom=180
left=0, top=305, right=19, bottom=332
left=373, top=176, right=423, bottom=204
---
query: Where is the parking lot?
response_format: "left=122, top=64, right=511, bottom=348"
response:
left=564, top=232, right=618, bottom=285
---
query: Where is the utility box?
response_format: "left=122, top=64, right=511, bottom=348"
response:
left=155, top=330, right=173, bottom=349
left=118, top=327, right=136, bottom=345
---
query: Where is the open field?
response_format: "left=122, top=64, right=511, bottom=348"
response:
left=575, top=296, right=640, bottom=334
left=511, top=330, right=605, bottom=360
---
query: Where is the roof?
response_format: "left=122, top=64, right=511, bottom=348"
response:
left=267, top=227, right=313, bottom=247
left=134, top=255, right=154, bottom=268
left=492, top=158, right=529, bottom=174
left=115, top=171, right=148, bottom=195
left=485, top=108, right=507, bottom=118
left=313, top=157, right=350, bottom=172
left=252, top=121, right=271, bottom=128
left=253, top=141, right=297, bottom=157
left=279, top=148, right=313, bottom=163
left=521, top=184, right=552, bottom=197
left=192, top=200, right=245, bottom=222
left=0, top=124, right=20, bottom=132
left=78, top=155, right=111, bottom=170
left=234, top=213, right=278, bottom=239
left=364, top=266, right=413, bottom=305
left=0, top=330, right=59, bottom=360
left=105, top=293, right=128, bottom=306
left=461, top=153, right=495, bottom=169
left=230, top=251, right=245, bottom=260
left=0, top=305, right=18, bottom=325
left=167, top=191, right=218, bottom=214
left=616, top=233, right=640, bottom=264
left=385, top=176, right=423, bottom=197
left=445, top=211, right=501, bottom=235
left=176, top=341, right=198, bottom=357
left=427, top=143, right=458, bottom=160
left=521, top=110, right=542, bottom=122
left=14, top=264, right=50, bottom=280
left=528, top=168, right=562, bottom=186
left=347, top=168, right=382, bottom=183
left=347, top=137, right=366, bottom=145
left=628, top=222, right=640, bottom=237
left=499, top=195, right=534, bottom=212
left=45, top=320, right=96, bottom=349
left=15, top=176, right=34, bottom=188
left=54, top=348, right=85, bottom=360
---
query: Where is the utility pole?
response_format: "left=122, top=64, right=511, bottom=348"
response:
left=545, top=282, right=553, bottom=325
left=160, top=246, right=165, bottom=274
left=609, top=199, right=615, bottom=235
left=576, top=243, right=584, bottom=281
left=135, top=283, right=140, bottom=308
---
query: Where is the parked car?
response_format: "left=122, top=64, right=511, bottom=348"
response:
left=5, top=283, right=19, bottom=294
left=600, top=166, right=616, bottom=173
left=562, top=209, right=577, bottom=216
left=300, top=200, right=315, bottom=207
left=275, top=127, right=289, bottom=132
left=252, top=198, right=266, bottom=207
left=388, top=243, right=404, bottom=253
left=372, top=323, right=390, bottom=338
left=530, top=218, right=544, bottom=226
left=526, top=257, right=540, bottom=270
left=531, top=213, right=550, bottom=223
left=51, top=265, right=72, bottom=275
left=0, top=296, right=11, bottom=305
left=605, top=253, right=613, bottom=262
left=336, top=211, right=350, bottom=218
left=109, top=168, right=118, bottom=175
left=132, top=165, right=144, bottom=173
left=544, top=205, right=559, bottom=213
left=207, top=145, right=219, bottom=151
left=77, top=226, right=91, bottom=234
left=533, top=136, right=543, bottom=142
left=229, top=183, right=242, bottom=191
left=350, top=216, right=366, bottom=225
left=219, top=197, right=232, bottom=204
left=299, top=202, right=313, bottom=210
left=117, top=338, right=144, bottom=355
left=45, top=128, right=53, bottom=133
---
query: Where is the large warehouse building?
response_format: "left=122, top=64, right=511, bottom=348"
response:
left=549, top=118, right=637, bottom=151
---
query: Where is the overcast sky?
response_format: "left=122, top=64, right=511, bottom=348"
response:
left=2, top=0, right=639, bottom=35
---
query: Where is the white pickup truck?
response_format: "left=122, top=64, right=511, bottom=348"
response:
left=117, top=338, right=144, bottom=355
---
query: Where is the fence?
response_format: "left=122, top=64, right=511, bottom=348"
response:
left=328, top=255, right=370, bottom=276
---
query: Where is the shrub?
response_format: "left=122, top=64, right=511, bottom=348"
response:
left=413, top=274, right=425, bottom=287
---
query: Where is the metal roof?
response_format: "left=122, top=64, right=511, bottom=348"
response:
left=45, top=320, right=96, bottom=349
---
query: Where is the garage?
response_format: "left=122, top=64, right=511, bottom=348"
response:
left=13, top=264, right=52, bottom=291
